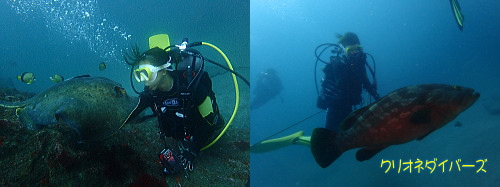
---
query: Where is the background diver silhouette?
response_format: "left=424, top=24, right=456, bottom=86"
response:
left=251, top=68, right=283, bottom=110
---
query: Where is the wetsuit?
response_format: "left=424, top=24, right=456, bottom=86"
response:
left=130, top=72, right=224, bottom=161
left=318, top=51, right=379, bottom=131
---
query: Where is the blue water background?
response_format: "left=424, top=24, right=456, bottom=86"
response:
left=251, top=0, right=499, bottom=186
left=0, top=0, right=249, bottom=105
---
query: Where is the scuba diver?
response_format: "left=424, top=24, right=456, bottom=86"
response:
left=125, top=34, right=242, bottom=176
left=251, top=32, right=380, bottom=153
left=317, top=32, right=380, bottom=131
left=251, top=68, right=283, bottom=110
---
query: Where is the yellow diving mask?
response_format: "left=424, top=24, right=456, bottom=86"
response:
left=345, top=45, right=362, bottom=56
left=134, top=57, right=173, bottom=82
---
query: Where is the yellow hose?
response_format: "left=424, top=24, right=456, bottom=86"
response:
left=200, top=42, right=240, bottom=151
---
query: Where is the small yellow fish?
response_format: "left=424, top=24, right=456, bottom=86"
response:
left=99, top=62, right=107, bottom=71
left=50, top=74, right=64, bottom=83
left=17, top=72, right=36, bottom=84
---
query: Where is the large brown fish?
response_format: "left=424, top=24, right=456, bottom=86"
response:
left=0, top=76, right=139, bottom=142
left=311, top=84, right=480, bottom=168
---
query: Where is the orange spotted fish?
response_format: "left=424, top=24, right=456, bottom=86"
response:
left=311, top=84, right=479, bottom=168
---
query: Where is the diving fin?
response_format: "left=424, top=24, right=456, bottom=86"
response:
left=250, top=131, right=309, bottom=153
left=450, top=0, right=464, bottom=31
left=293, top=135, right=311, bottom=147
left=149, top=34, right=171, bottom=50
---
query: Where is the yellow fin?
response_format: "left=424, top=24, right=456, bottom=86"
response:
left=250, top=131, right=310, bottom=153
left=149, top=34, right=170, bottom=50
left=450, top=0, right=464, bottom=31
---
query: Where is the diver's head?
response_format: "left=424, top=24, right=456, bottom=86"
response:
left=336, top=32, right=363, bottom=57
left=336, top=32, right=360, bottom=48
left=264, top=68, right=277, bottom=76
left=134, top=47, right=175, bottom=91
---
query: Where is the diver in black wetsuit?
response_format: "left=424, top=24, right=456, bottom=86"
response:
left=126, top=45, right=224, bottom=175
left=317, top=32, right=380, bottom=132
left=251, top=68, right=283, bottom=110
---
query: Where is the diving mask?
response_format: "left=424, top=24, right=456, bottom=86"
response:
left=134, top=57, right=173, bottom=82
left=345, top=45, right=362, bottom=56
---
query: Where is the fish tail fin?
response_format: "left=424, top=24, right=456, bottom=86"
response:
left=311, top=128, right=343, bottom=168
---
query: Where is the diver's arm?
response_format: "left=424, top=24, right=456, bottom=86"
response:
left=360, top=64, right=380, bottom=100
left=200, top=94, right=225, bottom=128
left=368, top=85, right=380, bottom=100
left=363, top=79, right=380, bottom=100
left=321, top=63, right=338, bottom=98
left=197, top=73, right=225, bottom=127
left=125, top=93, right=152, bottom=124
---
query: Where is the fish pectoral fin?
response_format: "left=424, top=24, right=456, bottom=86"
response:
left=311, top=128, right=342, bottom=168
left=54, top=111, right=82, bottom=137
left=356, top=146, right=388, bottom=162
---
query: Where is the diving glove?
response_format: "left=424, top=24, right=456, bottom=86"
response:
left=178, top=140, right=198, bottom=172
left=178, top=150, right=196, bottom=171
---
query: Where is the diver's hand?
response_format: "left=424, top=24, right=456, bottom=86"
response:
left=323, top=82, right=339, bottom=98
left=178, top=151, right=195, bottom=171
left=178, top=140, right=198, bottom=172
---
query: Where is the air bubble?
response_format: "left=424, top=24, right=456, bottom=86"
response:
left=7, top=0, right=132, bottom=65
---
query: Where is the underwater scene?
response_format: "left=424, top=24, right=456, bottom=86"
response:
left=0, top=0, right=249, bottom=186
left=250, top=0, right=499, bottom=186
